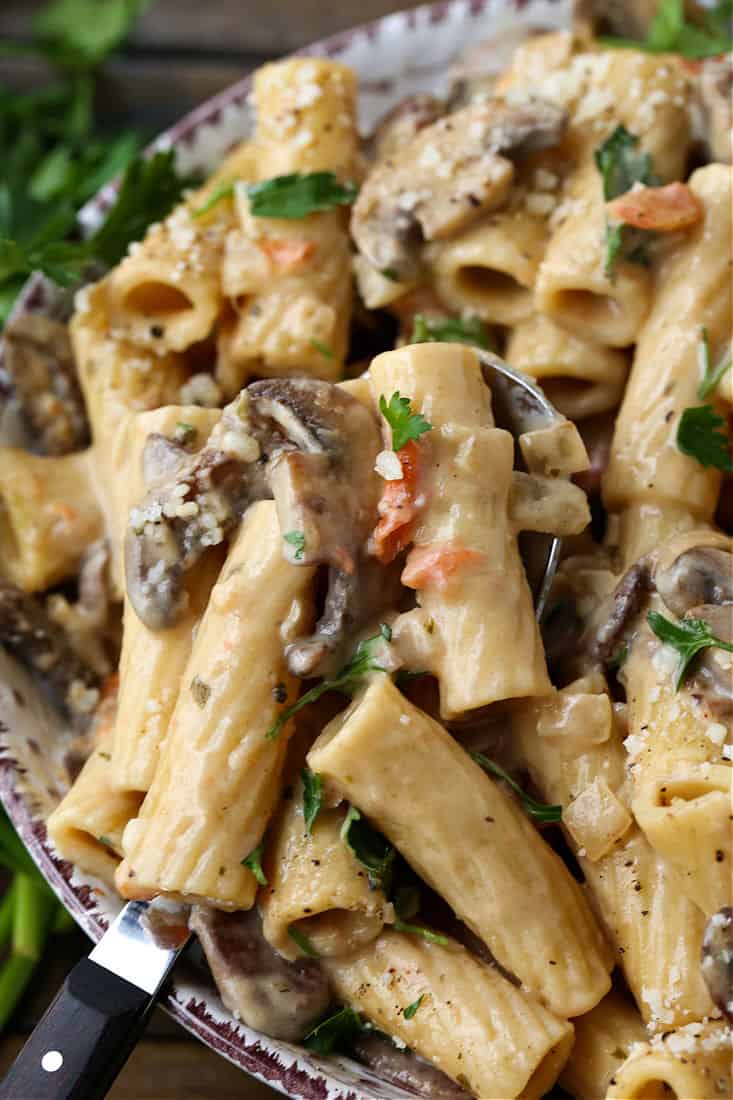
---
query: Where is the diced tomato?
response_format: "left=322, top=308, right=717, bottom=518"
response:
left=606, top=183, right=703, bottom=232
left=372, top=439, right=422, bottom=564
left=259, top=237, right=315, bottom=271
left=401, top=541, right=485, bottom=592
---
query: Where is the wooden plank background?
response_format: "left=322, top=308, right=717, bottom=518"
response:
left=0, top=3, right=431, bottom=1094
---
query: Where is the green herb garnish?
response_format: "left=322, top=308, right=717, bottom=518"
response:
left=192, top=179, right=236, bottom=218
left=241, top=841, right=268, bottom=886
left=266, top=627, right=391, bottom=740
left=403, top=994, right=424, bottom=1019
left=647, top=610, right=733, bottom=690
left=283, top=530, right=306, bottom=561
left=601, top=0, right=732, bottom=59
left=379, top=391, right=432, bottom=452
left=392, top=920, right=448, bottom=946
left=310, top=339, right=334, bottom=359
left=301, top=767, right=324, bottom=835
left=304, top=1006, right=364, bottom=1054
left=340, top=806, right=396, bottom=893
left=697, top=328, right=731, bottom=400
left=471, top=752, right=562, bottom=822
left=411, top=313, right=492, bottom=350
left=35, top=0, right=152, bottom=70
left=676, top=405, right=733, bottom=472
left=594, top=125, right=655, bottom=277
left=287, top=925, right=320, bottom=957
left=97, top=835, right=112, bottom=848
left=247, top=172, right=358, bottom=219
left=380, top=267, right=400, bottom=282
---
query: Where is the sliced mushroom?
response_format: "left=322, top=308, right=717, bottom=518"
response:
left=353, top=1034, right=471, bottom=1099
left=0, top=582, right=101, bottom=726
left=124, top=392, right=267, bottom=630
left=189, top=906, right=330, bottom=1041
left=351, top=99, right=567, bottom=282
left=369, top=94, right=445, bottom=163
left=684, top=602, right=733, bottom=718
left=655, top=547, right=733, bottom=618
left=697, top=54, right=732, bottom=165
left=701, top=906, right=733, bottom=1024
left=46, top=539, right=119, bottom=678
left=588, top=559, right=653, bottom=664
left=2, top=313, right=89, bottom=455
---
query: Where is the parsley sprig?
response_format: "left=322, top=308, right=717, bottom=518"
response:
left=248, top=173, right=358, bottom=219
left=340, top=805, right=396, bottom=893
left=301, top=767, right=324, bottom=835
left=241, top=841, right=267, bottom=886
left=601, top=0, right=733, bottom=59
left=403, top=994, right=424, bottom=1019
left=676, top=405, right=733, bottom=472
left=411, top=313, right=492, bottom=350
left=304, top=1007, right=366, bottom=1054
left=471, top=753, right=562, bottom=822
left=594, top=126, right=656, bottom=277
left=283, top=530, right=306, bottom=561
left=265, top=625, right=392, bottom=741
left=697, top=328, right=732, bottom=400
left=379, top=392, right=432, bottom=452
left=648, top=610, right=733, bottom=690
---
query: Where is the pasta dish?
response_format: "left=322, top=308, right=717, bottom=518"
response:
left=0, top=13, right=731, bottom=1100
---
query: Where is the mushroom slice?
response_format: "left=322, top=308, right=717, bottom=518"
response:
left=124, top=393, right=267, bottom=630
left=47, top=538, right=119, bottom=678
left=0, top=582, right=101, bottom=726
left=248, top=379, right=382, bottom=576
left=369, top=93, right=445, bottom=163
left=655, top=546, right=733, bottom=618
left=353, top=1034, right=471, bottom=1099
left=2, top=312, right=89, bottom=455
left=588, top=559, right=653, bottom=664
left=190, top=906, right=330, bottom=1041
left=685, top=602, right=733, bottom=719
left=701, top=906, right=733, bottom=1024
left=351, top=98, right=567, bottom=282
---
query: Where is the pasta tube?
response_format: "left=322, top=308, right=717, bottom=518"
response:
left=0, top=448, right=103, bottom=592
left=325, top=931, right=573, bottom=1100
left=308, top=675, right=612, bottom=1017
left=606, top=1023, right=732, bottom=1100
left=371, top=343, right=551, bottom=715
left=559, top=989, right=646, bottom=1100
left=604, top=165, right=732, bottom=558
left=259, top=775, right=389, bottom=961
left=216, top=59, right=357, bottom=395
left=116, top=501, right=315, bottom=909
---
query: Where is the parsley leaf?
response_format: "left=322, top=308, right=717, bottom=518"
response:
left=283, top=530, right=306, bottom=561
left=301, top=767, right=324, bottom=835
left=35, top=0, right=152, bottom=70
left=287, top=925, right=320, bottom=957
left=340, top=805, right=396, bottom=893
left=471, top=752, right=562, bottom=822
left=594, top=126, right=655, bottom=277
left=241, top=841, right=268, bottom=885
left=266, top=627, right=391, bottom=740
left=392, top=920, right=448, bottom=946
left=403, top=995, right=424, bottom=1019
left=676, top=405, right=733, bottom=472
left=305, top=1007, right=365, bottom=1054
left=379, top=391, right=432, bottom=452
left=247, top=173, right=358, bottom=219
left=411, top=313, right=493, bottom=350
left=192, top=179, right=236, bottom=219
left=601, top=0, right=733, bottom=59
left=697, top=328, right=731, bottom=400
left=647, top=610, right=733, bottom=690
left=310, top=338, right=334, bottom=359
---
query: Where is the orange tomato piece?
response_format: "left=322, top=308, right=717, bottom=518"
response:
left=606, top=182, right=703, bottom=232
left=259, top=237, right=315, bottom=271
left=401, top=541, right=485, bottom=592
left=372, top=440, right=422, bottom=565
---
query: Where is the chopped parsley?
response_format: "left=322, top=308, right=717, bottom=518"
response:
left=340, top=805, right=396, bottom=893
left=266, top=627, right=391, bottom=740
left=411, top=313, right=492, bottom=350
left=379, top=391, right=432, bottom=452
left=594, top=126, right=655, bottom=277
left=470, top=752, right=562, bottom=823
left=287, top=925, right=320, bottom=957
left=403, top=995, right=424, bottom=1019
left=241, top=841, right=267, bottom=886
left=647, top=610, right=733, bottom=690
left=380, top=267, right=400, bottom=282
left=247, top=172, right=358, bottom=219
left=676, top=405, right=733, bottom=472
left=192, top=179, right=236, bottom=219
left=392, top=920, right=448, bottom=946
left=283, top=530, right=306, bottom=561
left=601, top=0, right=733, bottom=59
left=97, top=835, right=112, bottom=848
left=697, top=328, right=732, bottom=400
left=310, top=339, right=334, bottom=359
left=304, top=1006, right=365, bottom=1054
left=301, top=767, right=324, bottom=835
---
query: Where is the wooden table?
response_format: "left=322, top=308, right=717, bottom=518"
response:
left=0, top=1, right=423, bottom=1094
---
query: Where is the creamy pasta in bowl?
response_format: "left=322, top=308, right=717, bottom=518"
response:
left=0, top=1, right=731, bottom=1098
